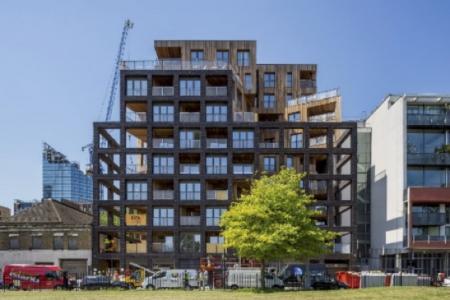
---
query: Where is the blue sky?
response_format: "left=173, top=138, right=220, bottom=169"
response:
left=0, top=0, right=449, bottom=209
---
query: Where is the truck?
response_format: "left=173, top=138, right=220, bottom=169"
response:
left=226, top=268, right=284, bottom=289
left=2, top=264, right=64, bottom=290
left=142, top=269, right=198, bottom=289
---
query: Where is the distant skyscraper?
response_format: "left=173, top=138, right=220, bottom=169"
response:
left=42, top=143, right=92, bottom=202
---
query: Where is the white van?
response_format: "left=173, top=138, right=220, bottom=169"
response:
left=226, top=268, right=284, bottom=289
left=142, top=269, right=198, bottom=289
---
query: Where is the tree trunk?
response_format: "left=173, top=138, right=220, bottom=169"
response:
left=260, top=260, right=266, bottom=289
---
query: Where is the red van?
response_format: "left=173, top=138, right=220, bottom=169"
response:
left=2, top=264, right=64, bottom=290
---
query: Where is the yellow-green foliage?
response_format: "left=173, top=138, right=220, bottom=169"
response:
left=221, top=168, right=337, bottom=262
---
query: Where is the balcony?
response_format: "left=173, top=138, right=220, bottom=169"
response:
left=207, top=190, right=228, bottom=201
left=308, top=113, right=336, bottom=122
left=152, top=242, right=174, bottom=253
left=206, top=86, right=227, bottom=97
left=180, top=216, right=201, bottom=226
left=152, top=138, right=174, bottom=149
left=121, top=59, right=238, bottom=73
left=153, top=190, right=174, bottom=200
left=206, top=243, right=225, bottom=254
left=180, top=112, right=200, bottom=123
left=233, top=164, right=254, bottom=175
left=300, top=79, right=316, bottom=89
left=411, top=235, right=450, bottom=249
left=412, top=212, right=447, bottom=225
left=152, top=86, right=175, bottom=96
left=180, top=164, right=200, bottom=175
left=207, top=138, right=227, bottom=149
left=126, top=112, right=147, bottom=122
left=259, top=142, right=279, bottom=149
left=407, top=153, right=450, bottom=165
left=333, top=243, right=351, bottom=254
left=407, top=114, right=449, bottom=126
left=233, top=112, right=257, bottom=122
left=180, top=139, right=201, bottom=149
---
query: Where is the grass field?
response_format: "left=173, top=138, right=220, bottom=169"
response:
left=0, top=287, right=448, bottom=300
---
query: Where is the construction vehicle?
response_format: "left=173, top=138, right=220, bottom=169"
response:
left=122, top=262, right=155, bottom=288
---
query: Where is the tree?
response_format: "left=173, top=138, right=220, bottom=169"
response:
left=220, top=168, right=337, bottom=289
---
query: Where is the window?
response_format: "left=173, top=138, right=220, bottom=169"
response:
left=407, top=167, right=446, bottom=187
left=153, top=156, right=174, bottom=174
left=206, top=208, right=227, bottom=226
left=206, top=105, right=227, bottom=122
left=126, top=181, right=147, bottom=200
left=180, top=78, right=201, bottom=96
left=180, top=130, right=201, bottom=148
left=180, top=233, right=201, bottom=253
left=263, top=156, right=276, bottom=172
left=32, top=235, right=43, bottom=249
left=99, top=207, right=120, bottom=226
left=286, top=72, right=293, bottom=88
left=237, top=50, right=250, bottom=67
left=9, top=235, right=19, bottom=250
left=216, top=50, right=229, bottom=64
left=206, top=156, right=228, bottom=174
left=190, top=50, right=204, bottom=61
left=407, top=130, right=445, bottom=154
left=285, top=94, right=293, bottom=104
left=288, top=112, right=301, bottom=122
left=126, top=79, right=147, bottom=96
left=153, top=105, right=174, bottom=122
left=290, top=133, right=303, bottom=148
left=244, top=73, right=252, bottom=90
left=153, top=208, right=174, bottom=226
left=264, top=73, right=276, bottom=88
left=263, top=94, right=275, bottom=109
left=286, top=156, right=294, bottom=169
left=68, top=235, right=78, bottom=250
left=180, top=182, right=201, bottom=200
left=233, top=130, right=254, bottom=148
left=53, top=235, right=64, bottom=250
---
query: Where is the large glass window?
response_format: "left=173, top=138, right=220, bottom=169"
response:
left=290, top=133, right=303, bottom=148
left=264, top=73, right=276, bottom=88
left=216, top=50, right=229, bottom=64
left=180, top=130, right=201, bottom=148
left=407, top=130, right=445, bottom=153
left=180, top=78, right=201, bottom=96
left=99, top=207, right=120, bottom=226
left=191, top=50, right=204, bottom=61
left=153, top=208, right=174, bottom=226
left=126, top=181, right=147, bottom=200
left=180, top=182, right=201, bottom=200
left=237, top=50, right=250, bottom=67
left=153, top=105, right=174, bottom=122
left=206, top=105, right=227, bottom=122
left=232, top=130, right=254, bottom=148
left=126, top=79, right=147, bottom=96
left=206, top=156, right=228, bottom=174
left=288, top=112, right=301, bottom=122
left=407, top=167, right=446, bottom=187
left=263, top=156, right=276, bottom=172
left=153, top=156, right=174, bottom=174
left=263, top=94, right=275, bottom=108
left=206, top=208, right=227, bottom=226
left=68, top=236, right=78, bottom=250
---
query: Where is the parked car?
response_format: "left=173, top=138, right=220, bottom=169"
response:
left=2, top=264, right=64, bottom=290
left=311, top=279, right=349, bottom=290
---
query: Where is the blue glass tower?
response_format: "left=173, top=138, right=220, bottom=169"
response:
left=42, top=143, right=93, bottom=202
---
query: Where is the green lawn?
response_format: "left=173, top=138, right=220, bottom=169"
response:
left=0, top=287, right=448, bottom=300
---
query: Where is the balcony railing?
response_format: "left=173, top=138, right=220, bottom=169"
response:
left=206, top=114, right=227, bottom=122
left=180, top=192, right=201, bottom=201
left=233, top=140, right=254, bottom=148
left=333, top=243, right=351, bottom=254
left=180, top=139, right=201, bottom=149
left=407, top=114, right=449, bottom=126
left=207, top=138, right=227, bottom=149
left=206, top=243, right=225, bottom=254
left=407, top=153, right=450, bottom=165
left=121, top=59, right=238, bottom=73
left=207, top=190, right=228, bottom=201
left=233, top=164, right=254, bottom=175
left=259, top=142, right=279, bottom=149
left=153, top=114, right=174, bottom=122
left=288, top=88, right=339, bottom=107
left=180, top=164, right=200, bottom=175
left=233, top=112, right=257, bottom=122
left=180, top=216, right=201, bottom=226
left=180, top=112, right=200, bottom=122
left=126, top=112, right=147, bottom=122
left=206, top=86, right=227, bottom=96
left=300, top=79, right=316, bottom=89
left=152, top=242, right=174, bottom=253
left=207, top=166, right=228, bottom=175
left=126, top=164, right=147, bottom=174
left=153, top=190, right=174, bottom=200
left=152, top=138, right=174, bottom=149
left=152, top=86, right=175, bottom=96
left=412, top=212, right=447, bottom=226
left=412, top=235, right=450, bottom=244
left=308, top=113, right=336, bottom=122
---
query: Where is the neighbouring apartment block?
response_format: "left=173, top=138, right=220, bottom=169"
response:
left=0, top=199, right=92, bottom=274
left=43, top=142, right=93, bottom=202
left=0, top=206, right=10, bottom=221
left=92, top=40, right=357, bottom=272
left=366, top=94, right=450, bottom=274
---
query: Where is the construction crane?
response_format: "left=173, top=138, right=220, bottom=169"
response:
left=82, top=19, right=134, bottom=166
